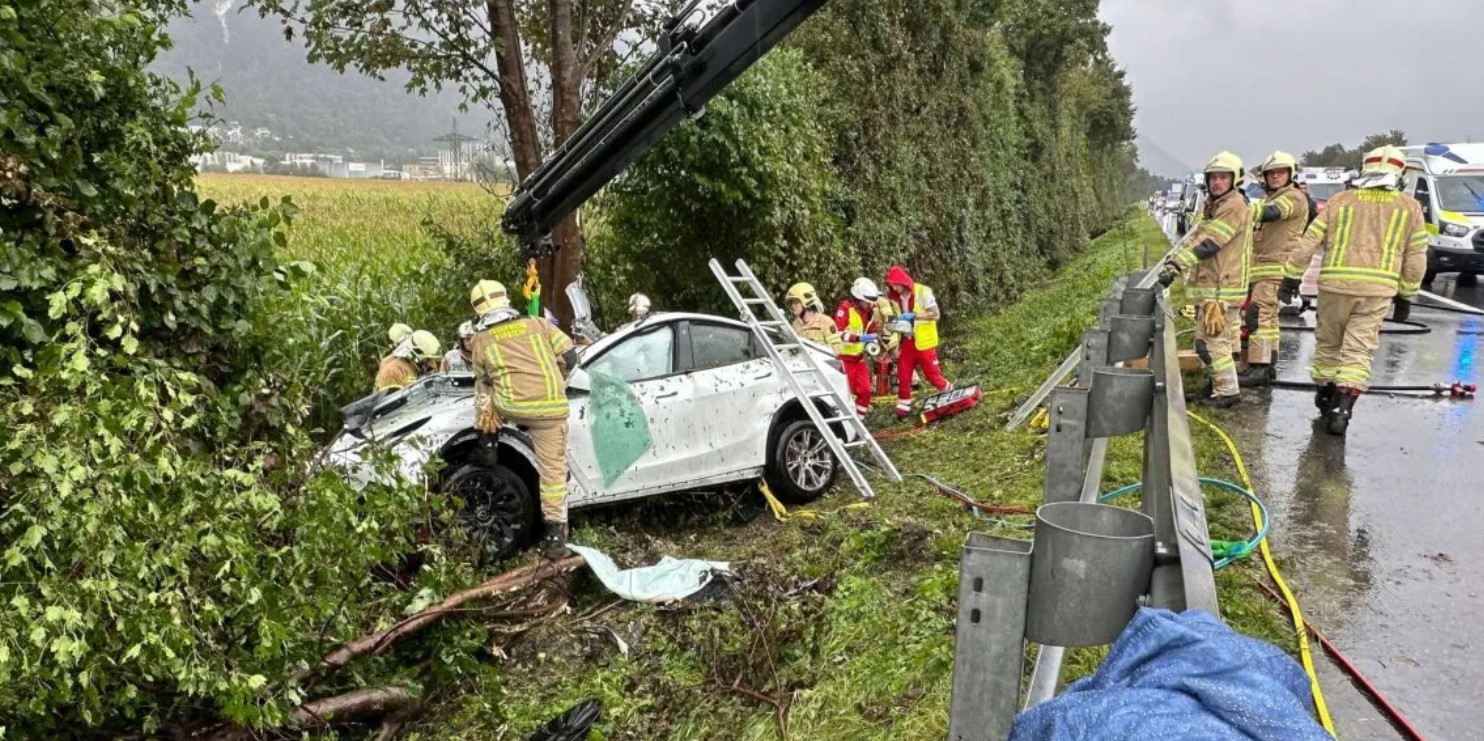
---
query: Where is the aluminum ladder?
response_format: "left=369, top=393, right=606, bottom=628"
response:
left=708, top=258, right=901, bottom=498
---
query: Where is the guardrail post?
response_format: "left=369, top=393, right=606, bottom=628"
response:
left=947, top=534, right=1033, bottom=741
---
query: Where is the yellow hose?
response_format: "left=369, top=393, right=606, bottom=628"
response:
left=1188, top=411, right=1336, bottom=736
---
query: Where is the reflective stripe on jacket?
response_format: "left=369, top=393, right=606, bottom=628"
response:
left=470, top=316, right=576, bottom=419
left=1284, top=189, right=1429, bottom=299
left=1179, top=189, right=1252, bottom=303
left=1250, top=184, right=1308, bottom=281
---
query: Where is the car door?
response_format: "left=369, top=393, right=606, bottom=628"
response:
left=679, top=321, right=786, bottom=476
left=568, top=320, right=705, bottom=499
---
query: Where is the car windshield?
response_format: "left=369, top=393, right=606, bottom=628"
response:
left=1434, top=175, right=1484, bottom=213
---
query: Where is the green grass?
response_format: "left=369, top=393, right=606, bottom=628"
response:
left=399, top=208, right=1295, bottom=740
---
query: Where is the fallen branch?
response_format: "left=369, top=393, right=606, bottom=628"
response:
left=297, top=555, right=585, bottom=684
left=203, top=686, right=418, bottom=740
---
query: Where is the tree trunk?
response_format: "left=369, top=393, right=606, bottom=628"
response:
left=544, top=0, right=585, bottom=329
left=488, top=0, right=542, bottom=179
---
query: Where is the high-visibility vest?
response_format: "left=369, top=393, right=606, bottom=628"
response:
left=837, top=304, right=866, bottom=357
left=893, top=284, right=939, bottom=350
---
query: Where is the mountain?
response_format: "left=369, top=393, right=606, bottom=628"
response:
left=1135, top=135, right=1193, bottom=179
left=154, top=3, right=493, bottom=159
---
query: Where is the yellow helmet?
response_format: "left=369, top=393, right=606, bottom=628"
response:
left=1257, top=150, right=1296, bottom=175
left=388, top=323, right=413, bottom=344
left=1204, top=151, right=1245, bottom=187
left=469, top=279, right=509, bottom=316
left=409, top=330, right=441, bottom=361
left=785, top=282, right=823, bottom=312
left=1362, top=145, right=1407, bottom=177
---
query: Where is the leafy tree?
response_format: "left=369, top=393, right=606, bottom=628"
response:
left=1, top=0, right=437, bottom=732
left=1301, top=129, right=1408, bottom=168
left=589, top=50, right=849, bottom=317
left=248, top=0, right=678, bottom=325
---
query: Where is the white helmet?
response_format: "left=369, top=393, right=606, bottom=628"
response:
left=850, top=277, right=880, bottom=303
left=627, top=292, right=652, bottom=318
left=457, top=320, right=475, bottom=340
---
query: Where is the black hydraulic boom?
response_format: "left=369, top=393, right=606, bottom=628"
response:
left=500, top=0, right=827, bottom=256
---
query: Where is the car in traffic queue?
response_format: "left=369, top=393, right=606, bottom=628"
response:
left=326, top=285, right=853, bottom=560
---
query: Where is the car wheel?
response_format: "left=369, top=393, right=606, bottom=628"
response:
left=765, top=419, right=838, bottom=504
left=444, top=463, right=537, bottom=563
left=1459, top=271, right=1479, bottom=287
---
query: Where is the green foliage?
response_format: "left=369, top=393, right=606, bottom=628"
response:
left=588, top=50, right=849, bottom=317
left=596, top=0, right=1149, bottom=316
left=0, top=0, right=448, bottom=733
left=1301, top=129, right=1409, bottom=168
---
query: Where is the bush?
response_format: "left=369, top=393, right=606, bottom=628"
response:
left=0, top=0, right=441, bottom=732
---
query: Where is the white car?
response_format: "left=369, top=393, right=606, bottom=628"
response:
left=327, top=298, right=852, bottom=561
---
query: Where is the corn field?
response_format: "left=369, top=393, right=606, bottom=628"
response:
left=198, top=174, right=510, bottom=433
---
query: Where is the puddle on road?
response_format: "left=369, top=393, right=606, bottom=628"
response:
left=1220, top=279, right=1484, bottom=740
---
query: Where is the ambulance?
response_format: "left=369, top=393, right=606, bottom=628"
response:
left=1398, top=143, right=1484, bottom=285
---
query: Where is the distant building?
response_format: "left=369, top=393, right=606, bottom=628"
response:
left=189, top=151, right=266, bottom=174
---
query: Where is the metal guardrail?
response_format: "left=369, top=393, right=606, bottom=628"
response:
left=948, top=271, right=1219, bottom=740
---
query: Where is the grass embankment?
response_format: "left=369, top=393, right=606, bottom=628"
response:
left=407, top=208, right=1293, bottom=739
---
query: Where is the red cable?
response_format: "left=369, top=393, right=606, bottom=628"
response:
left=1252, top=579, right=1428, bottom=741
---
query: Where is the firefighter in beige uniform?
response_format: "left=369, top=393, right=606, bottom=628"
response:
left=1239, top=151, right=1309, bottom=387
left=467, top=279, right=580, bottom=557
left=1159, top=152, right=1252, bottom=407
left=1279, top=145, right=1428, bottom=435
left=786, top=282, right=840, bottom=351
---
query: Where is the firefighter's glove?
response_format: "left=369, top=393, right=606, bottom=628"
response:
left=897, top=311, right=915, bottom=322
left=1157, top=265, right=1180, bottom=288
left=1392, top=296, right=1412, bottom=323
left=1277, top=277, right=1301, bottom=305
left=475, top=397, right=502, bottom=434
left=1200, top=300, right=1228, bottom=337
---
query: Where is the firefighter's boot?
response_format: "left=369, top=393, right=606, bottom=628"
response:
left=1196, top=392, right=1241, bottom=409
left=542, top=522, right=572, bottom=560
left=1314, top=382, right=1337, bottom=413
left=1237, top=364, right=1275, bottom=388
left=1326, top=389, right=1360, bottom=436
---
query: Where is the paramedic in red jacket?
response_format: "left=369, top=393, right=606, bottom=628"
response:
left=885, top=265, right=952, bottom=418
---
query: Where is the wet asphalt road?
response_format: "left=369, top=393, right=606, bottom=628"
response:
left=1225, top=276, right=1484, bottom=740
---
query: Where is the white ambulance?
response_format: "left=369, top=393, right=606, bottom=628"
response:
left=1398, top=143, right=1484, bottom=285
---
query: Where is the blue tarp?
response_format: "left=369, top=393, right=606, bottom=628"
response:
left=1012, top=608, right=1331, bottom=741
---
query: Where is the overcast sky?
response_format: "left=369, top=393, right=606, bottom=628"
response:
left=1101, top=0, right=1484, bottom=175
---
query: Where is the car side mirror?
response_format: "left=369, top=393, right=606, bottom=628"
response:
left=567, top=367, right=591, bottom=395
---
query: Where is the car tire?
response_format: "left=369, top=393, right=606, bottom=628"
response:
left=1459, top=271, right=1479, bottom=287
left=444, top=463, right=537, bottom=563
left=1424, top=266, right=1437, bottom=286
left=765, top=419, right=838, bottom=504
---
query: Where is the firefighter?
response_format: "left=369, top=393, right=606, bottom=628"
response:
left=786, top=282, right=839, bottom=350
left=1239, top=151, right=1309, bottom=387
left=441, top=321, right=476, bottom=372
left=1279, top=145, right=1428, bottom=435
left=835, top=278, right=882, bottom=418
left=1158, top=152, right=1252, bottom=408
left=375, top=329, right=440, bottom=392
left=627, top=293, right=652, bottom=322
left=468, top=279, right=580, bottom=557
left=884, top=265, right=951, bottom=419
left=388, top=322, right=413, bottom=350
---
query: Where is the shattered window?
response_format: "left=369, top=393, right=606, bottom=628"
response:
left=689, top=323, right=758, bottom=371
left=587, top=325, right=674, bottom=382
